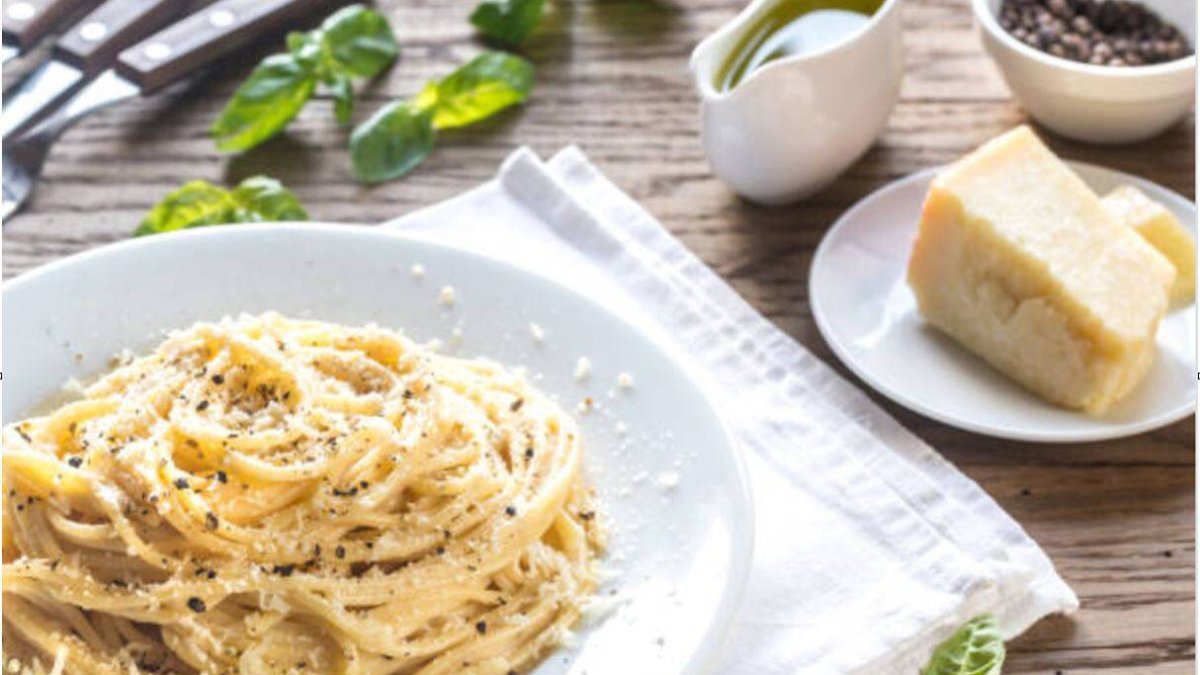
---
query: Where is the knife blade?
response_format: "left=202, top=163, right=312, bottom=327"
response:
left=3, top=59, right=81, bottom=137
left=3, top=0, right=192, bottom=139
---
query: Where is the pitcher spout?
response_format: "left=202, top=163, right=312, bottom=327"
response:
left=690, top=0, right=778, bottom=101
left=691, top=0, right=905, bottom=205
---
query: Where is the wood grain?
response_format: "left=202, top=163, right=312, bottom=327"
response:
left=2, top=0, right=1194, bottom=671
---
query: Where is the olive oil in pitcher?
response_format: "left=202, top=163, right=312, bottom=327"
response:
left=715, top=0, right=886, bottom=92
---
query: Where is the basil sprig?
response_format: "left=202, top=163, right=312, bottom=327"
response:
left=351, top=51, right=534, bottom=183
left=920, top=614, right=1006, bottom=675
left=208, top=6, right=538, bottom=186
left=470, top=0, right=547, bottom=45
left=213, top=5, right=398, bottom=152
left=135, top=177, right=308, bottom=236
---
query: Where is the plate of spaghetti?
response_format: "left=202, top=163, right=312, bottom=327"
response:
left=2, top=225, right=753, bottom=675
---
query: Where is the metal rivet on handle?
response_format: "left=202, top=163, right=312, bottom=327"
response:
left=143, top=43, right=172, bottom=60
left=208, top=9, right=235, bottom=28
left=79, top=22, right=108, bottom=42
left=7, top=3, right=35, bottom=21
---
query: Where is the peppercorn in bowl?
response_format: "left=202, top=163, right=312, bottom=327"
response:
left=973, top=0, right=1195, bottom=143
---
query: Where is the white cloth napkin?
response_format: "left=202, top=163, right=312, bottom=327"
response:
left=383, top=147, right=1078, bottom=674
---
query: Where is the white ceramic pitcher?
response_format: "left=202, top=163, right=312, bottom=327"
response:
left=691, top=0, right=905, bottom=205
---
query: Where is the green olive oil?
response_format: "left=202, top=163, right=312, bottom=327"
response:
left=715, top=0, right=886, bottom=92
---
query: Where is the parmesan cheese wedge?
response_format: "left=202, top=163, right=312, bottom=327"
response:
left=907, top=126, right=1174, bottom=415
left=1101, top=184, right=1196, bottom=308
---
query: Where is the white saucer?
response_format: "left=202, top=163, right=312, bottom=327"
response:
left=810, top=162, right=1196, bottom=443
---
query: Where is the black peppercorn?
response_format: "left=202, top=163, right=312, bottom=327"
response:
left=999, top=0, right=1191, bottom=66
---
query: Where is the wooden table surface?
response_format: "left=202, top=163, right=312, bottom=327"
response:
left=3, top=0, right=1195, bottom=671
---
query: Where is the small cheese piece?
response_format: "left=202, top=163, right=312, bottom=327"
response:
left=1101, top=184, right=1195, bottom=308
left=907, top=126, right=1174, bottom=415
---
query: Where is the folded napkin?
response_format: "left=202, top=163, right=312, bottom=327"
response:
left=384, top=147, right=1078, bottom=674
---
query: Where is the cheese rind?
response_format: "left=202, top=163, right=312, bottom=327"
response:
left=907, top=126, right=1174, bottom=415
left=1101, top=184, right=1196, bottom=308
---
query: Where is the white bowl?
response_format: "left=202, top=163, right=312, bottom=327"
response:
left=2, top=225, right=755, bottom=675
left=973, top=0, right=1196, bottom=144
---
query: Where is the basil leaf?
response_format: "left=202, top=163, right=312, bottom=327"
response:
left=286, top=31, right=310, bottom=54
left=229, top=176, right=309, bottom=222
left=331, top=75, right=355, bottom=125
left=212, top=54, right=317, bottom=153
left=135, top=181, right=235, bottom=236
left=350, top=101, right=436, bottom=183
left=320, top=4, right=399, bottom=78
left=921, top=614, right=1006, bottom=675
left=135, top=177, right=307, bottom=236
left=286, top=30, right=322, bottom=70
left=416, top=51, right=534, bottom=130
left=470, top=0, right=546, bottom=45
left=348, top=51, right=535, bottom=184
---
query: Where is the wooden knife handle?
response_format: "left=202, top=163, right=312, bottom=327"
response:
left=115, top=0, right=336, bottom=94
left=3, top=0, right=97, bottom=48
left=55, top=0, right=192, bottom=75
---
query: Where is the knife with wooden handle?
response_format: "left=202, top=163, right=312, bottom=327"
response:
left=4, top=0, right=192, bottom=139
left=3, top=0, right=98, bottom=50
left=118, top=0, right=335, bottom=93
left=56, top=0, right=194, bottom=75
left=3, top=0, right=341, bottom=220
left=22, top=0, right=341, bottom=137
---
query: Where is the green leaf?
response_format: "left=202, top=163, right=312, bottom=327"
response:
left=331, top=75, right=355, bottom=125
left=286, top=30, right=322, bottom=70
left=213, top=5, right=400, bottom=153
left=286, top=30, right=310, bottom=54
left=346, top=51, right=535, bottom=184
left=470, top=0, right=547, bottom=45
left=135, top=177, right=307, bottom=236
left=415, top=51, right=534, bottom=130
left=135, top=181, right=235, bottom=236
left=229, top=176, right=309, bottom=222
left=212, top=54, right=317, bottom=153
left=921, top=614, right=1006, bottom=675
left=350, top=101, right=436, bottom=183
left=320, top=4, right=399, bottom=78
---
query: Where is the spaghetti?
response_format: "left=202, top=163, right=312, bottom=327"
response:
left=3, top=313, right=602, bottom=674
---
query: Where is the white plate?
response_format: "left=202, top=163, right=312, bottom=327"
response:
left=2, top=224, right=754, bottom=674
left=810, top=162, right=1196, bottom=443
